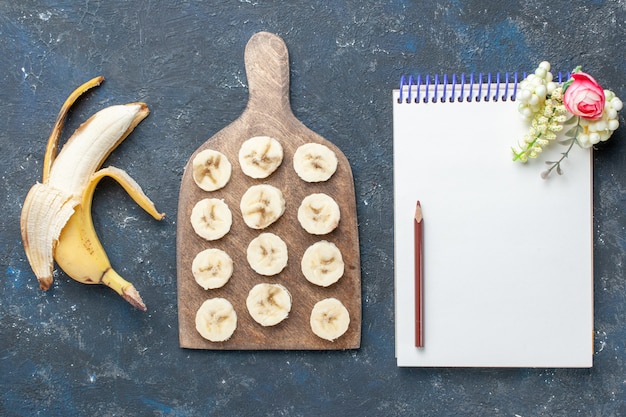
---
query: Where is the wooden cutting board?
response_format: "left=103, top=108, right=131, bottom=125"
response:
left=176, top=32, right=361, bottom=350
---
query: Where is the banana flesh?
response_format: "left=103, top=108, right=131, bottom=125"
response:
left=20, top=77, right=164, bottom=310
left=246, top=232, right=288, bottom=276
left=297, top=193, right=341, bottom=235
left=20, top=183, right=77, bottom=290
left=195, top=298, right=238, bottom=342
left=293, top=142, right=338, bottom=183
left=191, top=248, right=233, bottom=290
left=190, top=198, right=233, bottom=241
left=246, top=283, right=292, bottom=326
left=192, top=149, right=232, bottom=192
left=238, top=136, right=284, bottom=179
left=310, top=297, right=350, bottom=341
left=240, top=184, right=285, bottom=229
left=301, top=240, right=344, bottom=287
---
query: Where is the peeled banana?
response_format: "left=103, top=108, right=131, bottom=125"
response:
left=297, top=193, right=341, bottom=235
left=240, top=184, right=286, bottom=229
left=195, top=297, right=238, bottom=342
left=310, top=298, right=350, bottom=341
left=20, top=76, right=164, bottom=310
left=190, top=198, right=233, bottom=241
left=301, top=240, right=344, bottom=287
left=192, top=248, right=233, bottom=290
left=246, top=232, right=288, bottom=276
left=192, top=149, right=232, bottom=192
left=238, top=136, right=284, bottom=179
left=246, top=283, right=292, bottom=326
left=293, top=142, right=338, bottom=182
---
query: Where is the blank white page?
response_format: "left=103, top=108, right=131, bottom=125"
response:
left=393, top=87, right=593, bottom=367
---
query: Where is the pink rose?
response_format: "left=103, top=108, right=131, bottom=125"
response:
left=563, top=72, right=605, bottom=120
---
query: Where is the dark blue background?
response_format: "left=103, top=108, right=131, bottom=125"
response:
left=1, top=1, right=625, bottom=416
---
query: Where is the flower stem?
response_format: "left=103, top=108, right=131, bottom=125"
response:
left=541, top=118, right=580, bottom=179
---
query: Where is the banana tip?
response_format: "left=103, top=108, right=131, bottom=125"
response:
left=38, top=276, right=53, bottom=291
left=122, top=285, right=147, bottom=311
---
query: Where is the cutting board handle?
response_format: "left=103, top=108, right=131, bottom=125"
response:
left=244, top=32, right=291, bottom=115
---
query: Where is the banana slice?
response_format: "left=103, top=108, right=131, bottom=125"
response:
left=195, top=298, right=238, bottom=342
left=246, top=283, right=292, bottom=326
left=240, top=184, right=286, bottom=229
left=293, top=143, right=338, bottom=182
left=301, top=240, right=344, bottom=287
left=297, top=193, right=340, bottom=235
left=192, top=149, right=232, bottom=191
left=310, top=298, right=350, bottom=341
left=192, top=248, right=234, bottom=289
left=190, top=198, right=232, bottom=241
left=247, top=233, right=288, bottom=276
left=239, top=136, right=284, bottom=179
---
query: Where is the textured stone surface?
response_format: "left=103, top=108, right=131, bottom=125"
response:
left=1, top=1, right=625, bottom=416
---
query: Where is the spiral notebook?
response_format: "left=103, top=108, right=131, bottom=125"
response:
left=393, top=73, right=594, bottom=368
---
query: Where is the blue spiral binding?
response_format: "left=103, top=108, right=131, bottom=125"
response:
left=398, top=71, right=571, bottom=104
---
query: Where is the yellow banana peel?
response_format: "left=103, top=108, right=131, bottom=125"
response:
left=20, top=77, right=165, bottom=311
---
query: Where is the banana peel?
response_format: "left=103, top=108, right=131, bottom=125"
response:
left=20, top=76, right=165, bottom=311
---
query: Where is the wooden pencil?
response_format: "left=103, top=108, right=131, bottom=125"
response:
left=414, top=200, right=424, bottom=348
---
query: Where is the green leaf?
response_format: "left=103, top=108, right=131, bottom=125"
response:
left=563, top=67, right=582, bottom=93
left=563, top=116, right=579, bottom=126
left=565, top=125, right=582, bottom=138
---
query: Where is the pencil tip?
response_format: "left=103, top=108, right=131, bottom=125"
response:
left=415, top=201, right=423, bottom=222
